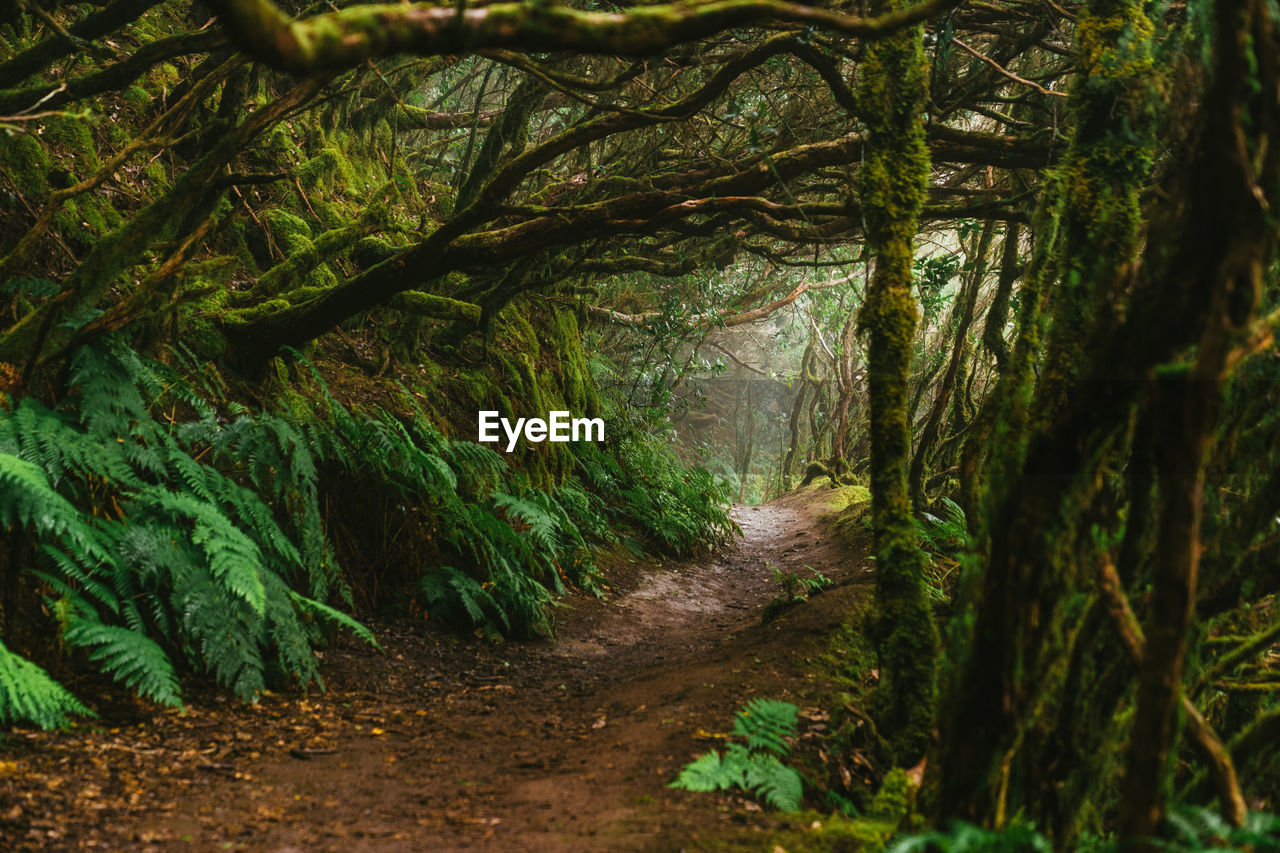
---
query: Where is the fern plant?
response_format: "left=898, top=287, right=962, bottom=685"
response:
left=0, top=338, right=743, bottom=730
left=917, top=496, right=967, bottom=552
left=914, top=496, right=967, bottom=602
left=762, top=563, right=834, bottom=623
left=670, top=697, right=805, bottom=811
left=1162, top=807, right=1280, bottom=852
left=575, top=433, right=736, bottom=555
left=0, top=339, right=381, bottom=727
left=0, top=638, right=91, bottom=731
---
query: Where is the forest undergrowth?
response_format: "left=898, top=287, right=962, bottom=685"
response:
left=0, top=336, right=735, bottom=734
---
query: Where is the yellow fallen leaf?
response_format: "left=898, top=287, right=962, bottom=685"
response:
left=371, top=728, right=385, bottom=735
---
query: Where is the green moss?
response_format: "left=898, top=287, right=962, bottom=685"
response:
left=142, top=159, right=169, bottom=187
left=283, top=285, right=329, bottom=304
left=455, top=368, right=512, bottom=414
left=812, top=612, right=879, bottom=692
left=42, top=116, right=99, bottom=169
left=1035, top=0, right=1156, bottom=418
left=304, top=263, right=338, bottom=290
left=153, top=63, right=182, bottom=86
left=101, top=120, right=132, bottom=149
left=417, top=301, right=600, bottom=488
left=813, top=483, right=874, bottom=517
left=229, top=221, right=263, bottom=274
left=78, top=195, right=116, bottom=232
left=180, top=291, right=230, bottom=360
left=354, top=235, right=399, bottom=266
left=266, top=123, right=303, bottom=165
left=763, top=813, right=894, bottom=852
left=53, top=199, right=106, bottom=249
left=0, top=132, right=52, bottom=197
left=263, top=208, right=314, bottom=255
left=852, top=0, right=940, bottom=767
left=225, top=298, right=291, bottom=325
left=868, top=768, right=913, bottom=826
left=390, top=291, right=481, bottom=323
left=298, top=147, right=341, bottom=190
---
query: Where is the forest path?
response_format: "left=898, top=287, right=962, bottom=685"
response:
left=3, top=492, right=874, bottom=851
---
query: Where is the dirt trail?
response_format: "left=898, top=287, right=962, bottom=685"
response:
left=1, top=494, right=873, bottom=851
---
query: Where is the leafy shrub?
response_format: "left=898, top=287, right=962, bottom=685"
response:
left=887, top=821, right=1053, bottom=853
left=763, top=563, right=834, bottom=622
left=1162, top=807, right=1280, bottom=852
left=916, top=497, right=967, bottom=553
left=915, top=496, right=966, bottom=601
left=0, top=339, right=739, bottom=729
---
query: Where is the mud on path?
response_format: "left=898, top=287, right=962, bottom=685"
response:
left=1, top=492, right=874, bottom=851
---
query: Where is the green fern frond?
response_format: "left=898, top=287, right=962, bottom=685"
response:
left=887, top=821, right=1054, bottom=853
left=492, top=491, right=562, bottom=556
left=265, top=578, right=321, bottom=689
left=740, top=752, right=803, bottom=811
left=33, top=543, right=121, bottom=617
left=732, top=698, right=799, bottom=755
left=288, top=590, right=380, bottom=651
left=421, top=566, right=502, bottom=628
left=672, top=698, right=803, bottom=812
left=0, top=639, right=92, bottom=730
left=63, top=620, right=182, bottom=709
left=0, top=454, right=103, bottom=558
left=174, top=568, right=266, bottom=701
left=139, top=487, right=268, bottom=616
left=670, top=751, right=734, bottom=793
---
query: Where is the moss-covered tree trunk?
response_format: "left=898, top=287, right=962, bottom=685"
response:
left=854, top=0, right=939, bottom=765
left=934, top=0, right=1277, bottom=836
left=933, top=0, right=1158, bottom=828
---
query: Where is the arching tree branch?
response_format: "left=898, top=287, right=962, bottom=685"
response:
left=204, top=0, right=965, bottom=74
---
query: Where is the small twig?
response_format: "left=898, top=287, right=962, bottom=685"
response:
left=289, top=747, right=339, bottom=760
left=294, top=175, right=322, bottom=223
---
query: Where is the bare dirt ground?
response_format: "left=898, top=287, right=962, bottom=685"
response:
left=1, top=492, right=874, bottom=851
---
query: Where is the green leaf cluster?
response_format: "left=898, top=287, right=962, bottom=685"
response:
left=670, top=697, right=805, bottom=812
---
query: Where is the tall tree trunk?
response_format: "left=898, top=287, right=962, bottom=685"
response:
left=829, top=308, right=861, bottom=473
left=782, top=337, right=817, bottom=489
left=936, top=0, right=1277, bottom=833
left=1120, top=2, right=1274, bottom=836
left=934, top=0, right=1159, bottom=825
left=854, top=0, right=939, bottom=764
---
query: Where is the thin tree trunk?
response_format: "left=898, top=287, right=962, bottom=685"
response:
left=855, top=0, right=939, bottom=764
left=909, top=220, right=994, bottom=509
